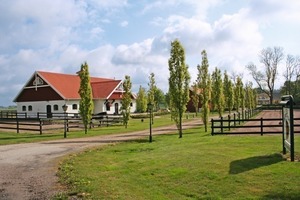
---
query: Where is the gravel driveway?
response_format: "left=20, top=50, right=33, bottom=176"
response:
left=0, top=120, right=202, bottom=200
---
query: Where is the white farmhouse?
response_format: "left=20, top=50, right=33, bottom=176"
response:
left=13, top=71, right=136, bottom=116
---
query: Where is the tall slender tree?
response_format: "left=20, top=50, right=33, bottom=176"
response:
left=245, top=82, right=254, bottom=110
left=223, top=71, right=234, bottom=114
left=234, top=76, right=244, bottom=113
left=197, top=50, right=211, bottom=132
left=121, top=75, right=132, bottom=128
left=136, top=85, right=147, bottom=113
left=78, top=62, right=94, bottom=134
left=168, top=39, right=190, bottom=138
left=211, top=67, right=225, bottom=117
left=191, top=82, right=200, bottom=116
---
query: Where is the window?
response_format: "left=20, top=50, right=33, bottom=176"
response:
left=106, top=102, right=111, bottom=111
left=28, top=105, right=32, bottom=111
left=72, top=104, right=78, bottom=110
left=22, top=106, right=26, bottom=111
left=130, top=102, right=133, bottom=107
left=53, top=105, right=58, bottom=111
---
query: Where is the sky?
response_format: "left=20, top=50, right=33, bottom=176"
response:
left=0, top=0, right=300, bottom=106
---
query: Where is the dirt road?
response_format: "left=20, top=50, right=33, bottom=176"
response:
left=0, top=120, right=202, bottom=200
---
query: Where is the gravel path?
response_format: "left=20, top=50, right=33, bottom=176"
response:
left=0, top=119, right=202, bottom=200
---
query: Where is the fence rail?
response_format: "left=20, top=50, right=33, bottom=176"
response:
left=0, top=111, right=123, bottom=134
left=211, top=113, right=300, bottom=135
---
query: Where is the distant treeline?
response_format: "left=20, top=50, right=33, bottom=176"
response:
left=0, top=106, right=17, bottom=110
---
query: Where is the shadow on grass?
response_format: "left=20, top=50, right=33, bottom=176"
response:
left=229, top=153, right=283, bottom=174
left=263, top=191, right=300, bottom=200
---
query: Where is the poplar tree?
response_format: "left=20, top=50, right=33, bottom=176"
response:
left=223, top=71, right=234, bottom=114
left=136, top=85, right=147, bottom=113
left=121, top=75, right=132, bottom=128
left=211, top=67, right=225, bottom=117
left=245, top=82, right=253, bottom=110
left=168, top=39, right=190, bottom=138
left=234, top=76, right=243, bottom=112
left=78, top=62, right=94, bottom=134
left=191, top=82, right=200, bottom=116
left=197, top=50, right=211, bottom=132
left=148, top=73, right=156, bottom=106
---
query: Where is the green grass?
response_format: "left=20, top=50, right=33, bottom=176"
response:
left=57, top=126, right=300, bottom=200
left=0, top=113, right=199, bottom=145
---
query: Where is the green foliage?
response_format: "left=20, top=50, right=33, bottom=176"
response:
left=234, top=76, right=243, bottom=111
left=154, top=88, right=166, bottom=110
left=168, top=39, right=191, bottom=138
left=121, top=75, right=132, bottom=128
left=147, top=72, right=156, bottom=108
left=191, top=82, right=200, bottom=115
left=136, top=85, right=147, bottom=113
left=78, top=62, right=94, bottom=134
left=280, top=80, right=300, bottom=104
left=197, top=50, right=211, bottom=132
left=223, top=71, right=234, bottom=114
left=245, top=82, right=255, bottom=110
left=211, top=67, right=225, bottom=117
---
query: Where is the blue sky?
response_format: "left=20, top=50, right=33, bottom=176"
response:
left=0, top=0, right=300, bottom=106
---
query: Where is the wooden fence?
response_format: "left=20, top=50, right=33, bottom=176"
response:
left=211, top=110, right=300, bottom=135
left=0, top=111, right=123, bottom=134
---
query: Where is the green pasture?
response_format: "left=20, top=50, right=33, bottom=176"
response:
left=57, top=126, right=300, bottom=199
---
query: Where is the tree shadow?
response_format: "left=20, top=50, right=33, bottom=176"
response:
left=229, top=153, right=283, bottom=174
left=263, top=191, right=300, bottom=200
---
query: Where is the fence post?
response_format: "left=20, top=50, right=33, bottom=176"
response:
left=39, top=119, right=43, bottom=135
left=67, top=118, right=69, bottom=132
left=228, top=115, right=231, bottom=131
left=221, top=116, right=223, bottom=133
left=260, top=117, right=263, bottom=136
left=234, top=113, right=236, bottom=127
left=211, top=118, right=214, bottom=135
left=16, top=118, right=19, bottom=133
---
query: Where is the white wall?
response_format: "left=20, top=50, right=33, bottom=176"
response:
left=16, top=99, right=137, bottom=116
left=16, top=100, right=80, bottom=116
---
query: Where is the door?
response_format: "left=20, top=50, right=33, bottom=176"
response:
left=115, top=103, right=119, bottom=114
left=46, top=105, right=52, bottom=118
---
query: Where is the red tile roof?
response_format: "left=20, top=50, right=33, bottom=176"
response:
left=37, top=71, right=122, bottom=100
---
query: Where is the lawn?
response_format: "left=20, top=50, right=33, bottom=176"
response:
left=57, top=126, right=300, bottom=199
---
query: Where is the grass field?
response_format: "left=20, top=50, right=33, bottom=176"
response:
left=57, top=126, right=300, bottom=200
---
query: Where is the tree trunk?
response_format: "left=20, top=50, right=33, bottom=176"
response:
left=179, top=112, right=182, bottom=138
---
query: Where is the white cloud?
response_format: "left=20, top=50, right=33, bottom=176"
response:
left=1, top=0, right=300, bottom=106
left=120, top=21, right=129, bottom=27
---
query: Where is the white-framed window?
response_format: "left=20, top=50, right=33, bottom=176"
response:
left=22, top=106, right=26, bottom=111
left=28, top=105, right=32, bottom=111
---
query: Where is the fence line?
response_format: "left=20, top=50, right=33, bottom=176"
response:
left=211, top=111, right=300, bottom=135
left=0, top=111, right=123, bottom=134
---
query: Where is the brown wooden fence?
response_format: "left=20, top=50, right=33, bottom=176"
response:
left=0, top=111, right=123, bottom=134
left=211, top=110, right=300, bottom=135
